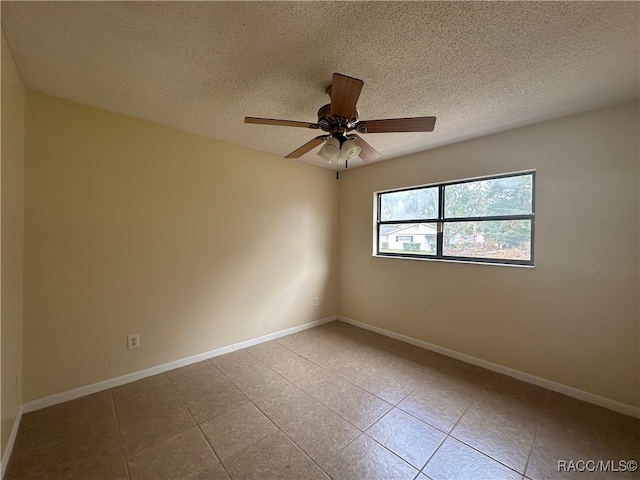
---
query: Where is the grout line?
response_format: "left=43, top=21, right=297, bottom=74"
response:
left=165, top=371, right=234, bottom=479
left=14, top=320, right=629, bottom=480
left=521, top=389, right=551, bottom=477
left=249, top=395, right=335, bottom=477
left=211, top=347, right=294, bottom=394
left=362, top=431, right=424, bottom=475
left=442, top=434, right=525, bottom=478
left=205, top=347, right=338, bottom=476
left=393, top=405, right=450, bottom=438
left=337, top=318, right=640, bottom=419
left=273, top=338, right=331, bottom=371
left=110, top=389, right=131, bottom=480
left=418, top=434, right=448, bottom=475
left=429, top=381, right=531, bottom=476
left=236, top=326, right=530, bottom=478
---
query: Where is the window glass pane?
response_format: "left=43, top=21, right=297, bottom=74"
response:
left=443, top=220, right=531, bottom=261
left=444, top=174, right=533, bottom=218
left=379, top=223, right=438, bottom=255
left=380, top=187, right=438, bottom=221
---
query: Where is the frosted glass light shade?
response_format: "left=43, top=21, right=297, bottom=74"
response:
left=338, top=139, right=361, bottom=162
left=318, top=137, right=340, bottom=161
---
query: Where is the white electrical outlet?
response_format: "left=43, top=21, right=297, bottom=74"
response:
left=128, top=334, right=140, bottom=350
left=314, top=296, right=320, bottom=307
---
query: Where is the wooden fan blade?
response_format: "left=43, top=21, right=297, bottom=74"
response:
left=352, top=135, right=381, bottom=163
left=285, top=136, right=326, bottom=158
left=357, top=116, right=436, bottom=133
left=245, top=117, right=318, bottom=129
left=330, top=73, right=364, bottom=119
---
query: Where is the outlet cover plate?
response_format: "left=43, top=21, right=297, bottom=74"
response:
left=128, top=334, right=140, bottom=350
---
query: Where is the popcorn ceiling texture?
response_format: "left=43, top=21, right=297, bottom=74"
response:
left=2, top=1, right=638, bottom=170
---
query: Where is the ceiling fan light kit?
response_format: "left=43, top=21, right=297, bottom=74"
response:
left=244, top=73, right=436, bottom=177
left=318, top=137, right=340, bottom=161
left=338, top=139, right=361, bottom=163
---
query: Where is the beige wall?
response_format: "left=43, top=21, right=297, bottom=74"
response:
left=1, top=30, right=25, bottom=456
left=338, top=101, right=639, bottom=408
left=23, top=92, right=338, bottom=402
left=16, top=89, right=640, bottom=411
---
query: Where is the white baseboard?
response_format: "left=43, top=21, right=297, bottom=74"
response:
left=1, top=405, right=24, bottom=479
left=338, top=316, right=640, bottom=419
left=17, top=313, right=639, bottom=419
left=22, top=315, right=336, bottom=415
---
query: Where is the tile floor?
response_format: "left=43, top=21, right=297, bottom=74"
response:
left=5, top=321, right=639, bottom=480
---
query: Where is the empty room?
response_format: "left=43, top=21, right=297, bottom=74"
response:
left=1, top=2, right=638, bottom=479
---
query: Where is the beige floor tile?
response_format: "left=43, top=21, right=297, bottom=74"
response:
left=327, top=386, right=393, bottom=430
left=366, top=408, right=446, bottom=469
left=254, top=383, right=360, bottom=464
left=437, top=357, right=493, bottom=391
left=212, top=349, right=290, bottom=400
left=211, top=349, right=260, bottom=371
left=295, top=369, right=392, bottom=430
left=173, top=376, right=249, bottom=424
left=7, top=321, right=636, bottom=480
left=483, top=374, right=549, bottom=407
left=450, top=400, right=540, bottom=473
left=5, top=427, right=127, bottom=480
left=190, top=463, right=231, bottom=480
left=396, top=379, right=474, bottom=433
left=223, top=431, right=329, bottom=480
left=356, top=367, right=418, bottom=405
left=525, top=396, right=640, bottom=480
left=190, top=463, right=231, bottom=479
left=113, top=374, right=182, bottom=418
left=5, top=392, right=126, bottom=480
left=247, top=339, right=325, bottom=381
left=200, top=402, right=278, bottom=461
left=52, top=450, right=129, bottom=480
left=423, top=437, right=521, bottom=480
left=166, top=360, right=227, bottom=390
left=4, top=413, right=51, bottom=479
left=246, top=340, right=299, bottom=364
left=325, top=356, right=380, bottom=384
left=322, top=434, right=418, bottom=480
left=405, top=361, right=443, bottom=389
left=27, top=390, right=119, bottom=449
left=540, top=391, right=639, bottom=452
left=127, top=426, right=219, bottom=480
left=118, top=404, right=196, bottom=455
left=276, top=328, right=347, bottom=367
left=252, top=382, right=314, bottom=426
left=114, top=375, right=195, bottom=454
left=271, top=354, right=325, bottom=382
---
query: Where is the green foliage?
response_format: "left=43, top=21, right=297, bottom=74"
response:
left=381, top=242, right=389, bottom=249
left=443, top=175, right=533, bottom=246
left=444, top=175, right=532, bottom=218
left=380, top=174, right=534, bottom=258
left=403, top=242, right=421, bottom=252
left=380, top=187, right=438, bottom=221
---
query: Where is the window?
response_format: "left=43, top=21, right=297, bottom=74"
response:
left=375, top=171, right=535, bottom=265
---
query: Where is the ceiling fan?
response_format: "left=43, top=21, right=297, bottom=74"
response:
left=244, top=73, right=436, bottom=172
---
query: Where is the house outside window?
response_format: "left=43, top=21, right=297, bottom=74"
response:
left=395, top=235, right=414, bottom=243
left=375, top=171, right=535, bottom=265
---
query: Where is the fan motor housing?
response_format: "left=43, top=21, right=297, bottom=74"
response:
left=317, top=103, right=359, bottom=133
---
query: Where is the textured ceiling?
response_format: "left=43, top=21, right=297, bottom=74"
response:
left=2, top=1, right=638, bottom=170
